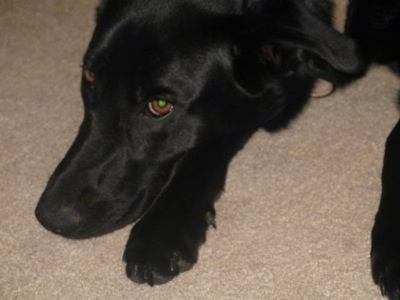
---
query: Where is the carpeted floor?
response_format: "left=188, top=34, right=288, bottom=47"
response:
left=1, top=1, right=399, bottom=299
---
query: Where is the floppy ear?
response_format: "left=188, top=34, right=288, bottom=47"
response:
left=233, top=0, right=363, bottom=89
left=264, top=19, right=362, bottom=74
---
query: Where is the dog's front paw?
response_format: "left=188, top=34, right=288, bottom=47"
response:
left=123, top=218, right=206, bottom=286
left=371, top=219, right=400, bottom=300
left=372, top=249, right=400, bottom=300
left=124, top=247, right=194, bottom=286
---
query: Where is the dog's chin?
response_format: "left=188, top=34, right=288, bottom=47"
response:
left=46, top=220, right=138, bottom=240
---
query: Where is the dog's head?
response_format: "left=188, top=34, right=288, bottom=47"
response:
left=35, top=0, right=362, bottom=238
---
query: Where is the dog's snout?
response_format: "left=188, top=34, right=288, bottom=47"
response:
left=35, top=202, right=81, bottom=236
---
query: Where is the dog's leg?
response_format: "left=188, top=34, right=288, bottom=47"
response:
left=123, top=133, right=252, bottom=285
left=372, top=119, right=400, bottom=299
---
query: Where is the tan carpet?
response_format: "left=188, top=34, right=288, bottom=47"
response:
left=1, top=1, right=399, bottom=299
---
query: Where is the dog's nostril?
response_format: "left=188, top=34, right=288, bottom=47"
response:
left=35, top=203, right=82, bottom=235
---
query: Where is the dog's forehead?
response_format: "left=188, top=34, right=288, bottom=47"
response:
left=91, top=0, right=238, bottom=57
left=87, top=22, right=215, bottom=81
left=98, top=0, right=239, bottom=22
left=85, top=7, right=233, bottom=84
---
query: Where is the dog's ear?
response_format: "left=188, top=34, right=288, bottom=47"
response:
left=232, top=0, right=363, bottom=93
left=262, top=20, right=362, bottom=74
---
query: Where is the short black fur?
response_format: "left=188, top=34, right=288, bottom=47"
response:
left=35, top=0, right=400, bottom=297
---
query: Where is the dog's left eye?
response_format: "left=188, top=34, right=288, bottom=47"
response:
left=148, top=99, right=174, bottom=118
left=83, top=69, right=95, bottom=87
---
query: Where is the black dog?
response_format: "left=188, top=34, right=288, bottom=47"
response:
left=35, top=0, right=400, bottom=297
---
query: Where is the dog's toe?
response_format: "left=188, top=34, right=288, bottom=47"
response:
left=124, top=234, right=196, bottom=286
left=126, top=263, right=175, bottom=286
left=372, top=252, right=400, bottom=300
left=126, top=250, right=194, bottom=286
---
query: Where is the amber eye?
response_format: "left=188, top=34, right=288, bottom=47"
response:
left=83, top=69, right=95, bottom=85
left=148, top=99, right=174, bottom=118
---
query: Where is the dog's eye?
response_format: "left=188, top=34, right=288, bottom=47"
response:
left=262, top=45, right=281, bottom=65
left=83, top=69, right=95, bottom=87
left=148, top=99, right=174, bottom=118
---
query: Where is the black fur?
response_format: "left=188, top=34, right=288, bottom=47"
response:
left=347, top=1, right=400, bottom=299
left=34, top=0, right=400, bottom=297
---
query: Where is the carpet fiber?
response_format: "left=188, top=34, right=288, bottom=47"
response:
left=1, top=1, right=399, bottom=299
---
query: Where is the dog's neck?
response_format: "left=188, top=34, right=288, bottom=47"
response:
left=333, top=0, right=349, bottom=33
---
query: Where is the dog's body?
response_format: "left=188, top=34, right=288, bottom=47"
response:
left=35, top=0, right=400, bottom=297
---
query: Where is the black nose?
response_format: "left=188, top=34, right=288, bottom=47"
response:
left=35, top=202, right=81, bottom=236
